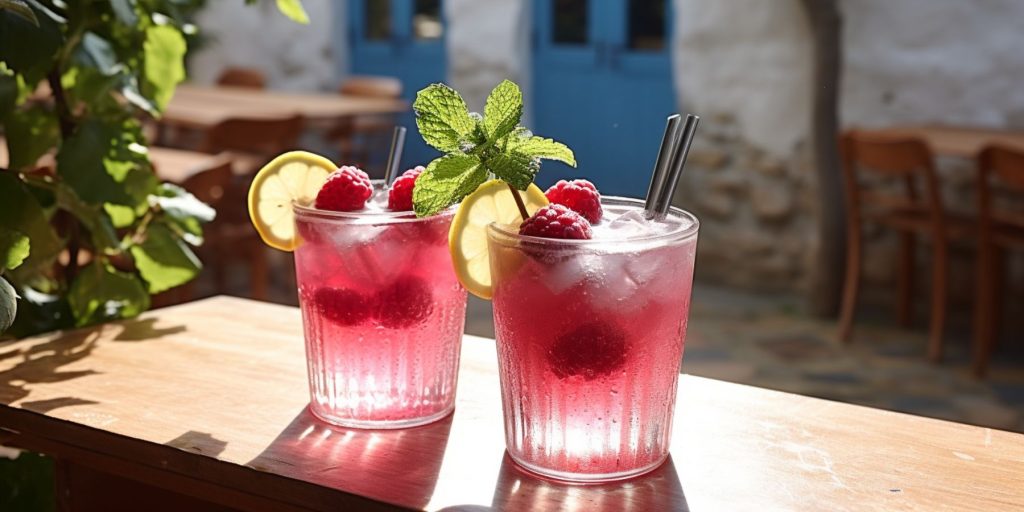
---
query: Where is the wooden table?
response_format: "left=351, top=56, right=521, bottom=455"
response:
left=1, top=297, right=1021, bottom=511
left=161, top=84, right=408, bottom=130
left=149, top=146, right=229, bottom=184
left=871, top=124, right=1024, bottom=158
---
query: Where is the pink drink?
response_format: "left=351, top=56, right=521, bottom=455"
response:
left=487, top=197, right=698, bottom=481
left=293, top=189, right=467, bottom=429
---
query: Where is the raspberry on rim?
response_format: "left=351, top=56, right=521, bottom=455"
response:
left=544, top=179, right=602, bottom=224
left=315, top=165, right=373, bottom=212
left=388, top=166, right=424, bottom=211
left=519, top=204, right=593, bottom=240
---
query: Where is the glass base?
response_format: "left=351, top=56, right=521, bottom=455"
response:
left=308, top=403, right=455, bottom=430
left=506, top=450, right=670, bottom=484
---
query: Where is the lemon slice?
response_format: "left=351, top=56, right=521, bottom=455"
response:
left=449, top=179, right=548, bottom=299
left=248, top=151, right=335, bottom=251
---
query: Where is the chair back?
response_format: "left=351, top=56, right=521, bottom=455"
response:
left=217, top=67, right=267, bottom=89
left=180, top=155, right=234, bottom=209
left=199, top=115, right=305, bottom=157
left=977, top=145, right=1024, bottom=231
left=840, top=130, right=945, bottom=225
left=339, top=76, right=403, bottom=99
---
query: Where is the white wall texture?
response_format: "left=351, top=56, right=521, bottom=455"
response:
left=189, top=0, right=339, bottom=91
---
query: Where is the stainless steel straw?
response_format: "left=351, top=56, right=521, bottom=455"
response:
left=644, top=114, right=682, bottom=218
left=383, top=126, right=407, bottom=186
left=652, top=114, right=700, bottom=219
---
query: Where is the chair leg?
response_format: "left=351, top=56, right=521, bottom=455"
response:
left=838, top=226, right=862, bottom=344
left=896, top=233, right=916, bottom=327
left=926, top=242, right=948, bottom=363
left=972, top=245, right=996, bottom=377
left=250, top=245, right=269, bottom=301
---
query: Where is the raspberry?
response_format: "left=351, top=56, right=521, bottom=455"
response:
left=375, top=276, right=433, bottom=328
left=547, top=321, right=629, bottom=380
left=388, top=166, right=424, bottom=211
left=519, top=204, right=593, bottom=240
left=311, top=287, right=372, bottom=326
left=544, top=179, right=602, bottom=224
left=315, top=166, right=373, bottom=212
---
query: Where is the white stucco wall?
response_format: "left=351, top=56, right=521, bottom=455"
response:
left=672, top=0, right=812, bottom=157
left=840, top=0, right=1024, bottom=129
left=189, top=0, right=339, bottom=91
left=444, top=0, right=530, bottom=113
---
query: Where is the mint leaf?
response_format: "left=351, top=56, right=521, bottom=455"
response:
left=483, top=79, right=522, bottom=140
left=414, top=83, right=475, bottom=153
left=509, top=135, right=576, bottom=167
left=412, top=154, right=488, bottom=217
left=0, top=227, right=29, bottom=270
left=275, top=0, right=309, bottom=24
left=130, top=222, right=201, bottom=294
left=487, top=151, right=539, bottom=191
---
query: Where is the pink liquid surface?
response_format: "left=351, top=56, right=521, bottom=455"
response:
left=293, top=202, right=466, bottom=429
left=489, top=200, right=698, bottom=481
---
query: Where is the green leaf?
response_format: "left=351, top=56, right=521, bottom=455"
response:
left=275, top=0, right=309, bottom=24
left=0, top=275, right=15, bottom=333
left=129, top=222, right=201, bottom=294
left=4, top=105, right=58, bottom=170
left=155, top=183, right=215, bottom=223
left=0, top=69, right=17, bottom=118
left=103, top=203, right=135, bottom=228
left=0, top=173, right=61, bottom=272
left=57, top=119, right=127, bottom=204
left=142, top=24, right=186, bottom=110
left=0, top=1, right=62, bottom=84
left=0, top=227, right=29, bottom=270
left=508, top=135, right=577, bottom=167
left=483, top=80, right=523, bottom=140
left=109, top=0, right=138, bottom=26
left=488, top=150, right=540, bottom=191
left=55, top=183, right=120, bottom=252
left=68, top=261, right=149, bottom=326
left=75, top=32, right=119, bottom=76
left=0, top=0, right=37, bottom=26
left=7, top=285, right=73, bottom=337
left=413, top=83, right=476, bottom=153
left=412, top=154, right=488, bottom=217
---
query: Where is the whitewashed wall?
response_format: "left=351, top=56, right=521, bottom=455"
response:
left=189, top=0, right=339, bottom=91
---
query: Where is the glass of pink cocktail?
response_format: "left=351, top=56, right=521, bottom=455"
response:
left=292, top=183, right=467, bottom=429
left=487, top=197, right=698, bottom=482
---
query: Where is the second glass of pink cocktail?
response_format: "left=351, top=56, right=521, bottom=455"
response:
left=488, top=197, right=698, bottom=482
left=293, top=185, right=466, bottom=429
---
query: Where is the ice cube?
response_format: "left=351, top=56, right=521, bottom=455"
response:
left=599, top=209, right=653, bottom=240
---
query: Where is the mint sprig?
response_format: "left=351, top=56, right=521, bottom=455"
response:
left=412, top=80, right=576, bottom=217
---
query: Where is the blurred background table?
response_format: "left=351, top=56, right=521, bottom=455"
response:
left=871, top=124, right=1024, bottom=157
left=0, top=297, right=1020, bottom=511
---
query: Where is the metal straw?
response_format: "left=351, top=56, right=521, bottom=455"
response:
left=652, top=114, right=700, bottom=219
left=383, top=126, right=407, bottom=186
left=644, top=114, right=682, bottom=217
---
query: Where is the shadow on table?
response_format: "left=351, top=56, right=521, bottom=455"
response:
left=247, top=407, right=453, bottom=510
left=0, top=317, right=185, bottom=409
left=439, top=454, right=688, bottom=511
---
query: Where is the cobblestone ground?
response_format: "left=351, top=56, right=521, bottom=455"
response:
left=465, top=284, right=1024, bottom=433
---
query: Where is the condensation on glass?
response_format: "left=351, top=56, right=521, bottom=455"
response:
left=628, top=0, right=666, bottom=51
left=413, top=0, right=443, bottom=40
left=364, top=0, right=391, bottom=41
left=552, top=0, right=588, bottom=44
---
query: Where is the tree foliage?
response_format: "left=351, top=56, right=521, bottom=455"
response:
left=0, top=0, right=214, bottom=336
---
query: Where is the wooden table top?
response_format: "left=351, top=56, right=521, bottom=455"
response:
left=161, top=84, right=409, bottom=130
left=870, top=124, right=1024, bottom=158
left=0, top=297, right=1021, bottom=511
left=148, top=146, right=227, bottom=184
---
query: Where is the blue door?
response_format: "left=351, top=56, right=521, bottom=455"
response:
left=533, top=0, right=675, bottom=198
left=346, top=0, right=446, bottom=169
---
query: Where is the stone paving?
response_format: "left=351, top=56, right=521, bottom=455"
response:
left=465, top=284, right=1024, bottom=433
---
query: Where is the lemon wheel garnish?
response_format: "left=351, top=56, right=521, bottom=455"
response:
left=449, top=180, right=548, bottom=299
left=247, top=151, right=335, bottom=251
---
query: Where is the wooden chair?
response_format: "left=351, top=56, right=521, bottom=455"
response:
left=972, top=145, right=1024, bottom=376
left=196, top=116, right=305, bottom=301
left=216, top=67, right=267, bottom=89
left=329, top=76, right=403, bottom=173
left=838, top=131, right=969, bottom=362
